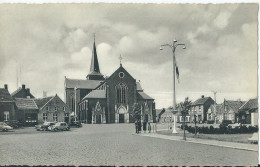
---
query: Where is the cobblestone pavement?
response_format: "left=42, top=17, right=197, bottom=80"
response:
left=0, top=124, right=258, bottom=166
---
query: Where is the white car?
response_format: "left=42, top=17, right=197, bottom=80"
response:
left=0, top=122, right=13, bottom=132
left=48, top=122, right=70, bottom=131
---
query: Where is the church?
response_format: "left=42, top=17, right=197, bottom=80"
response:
left=64, top=38, right=156, bottom=124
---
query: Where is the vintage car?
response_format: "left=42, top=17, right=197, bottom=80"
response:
left=70, top=121, right=82, bottom=128
left=48, top=122, right=70, bottom=131
left=0, top=122, right=13, bottom=132
left=35, top=122, right=55, bottom=131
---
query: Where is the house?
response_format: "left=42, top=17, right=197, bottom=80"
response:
left=156, top=108, right=164, bottom=122
left=0, top=84, right=16, bottom=122
left=160, top=108, right=173, bottom=123
left=190, top=95, right=214, bottom=123
left=217, top=100, right=245, bottom=123
left=207, top=103, right=222, bottom=123
left=15, top=98, right=38, bottom=126
left=11, top=84, right=35, bottom=99
left=67, top=38, right=156, bottom=124
left=238, top=98, right=258, bottom=125
left=35, top=94, right=71, bottom=124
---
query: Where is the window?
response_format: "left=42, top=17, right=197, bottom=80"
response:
left=46, top=106, right=49, bottom=111
left=25, top=113, right=37, bottom=122
left=4, top=111, right=9, bottom=121
left=55, top=107, right=57, bottom=111
left=63, top=107, right=65, bottom=111
left=53, top=113, right=58, bottom=122
left=116, top=83, right=127, bottom=104
left=119, top=72, right=125, bottom=78
left=71, top=96, right=75, bottom=111
left=43, top=113, right=47, bottom=121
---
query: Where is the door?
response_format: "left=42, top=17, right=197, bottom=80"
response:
left=119, top=114, right=124, bottom=123
left=96, top=115, right=102, bottom=124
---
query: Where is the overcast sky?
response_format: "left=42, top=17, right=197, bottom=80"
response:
left=0, top=3, right=258, bottom=108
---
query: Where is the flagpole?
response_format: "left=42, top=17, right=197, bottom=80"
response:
left=160, top=39, right=186, bottom=134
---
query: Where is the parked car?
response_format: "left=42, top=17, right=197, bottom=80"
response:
left=0, top=122, right=13, bottom=132
left=35, top=122, right=55, bottom=131
left=4, top=120, right=23, bottom=129
left=206, top=120, right=215, bottom=124
left=48, top=122, right=70, bottom=131
left=70, top=121, right=82, bottom=128
left=221, top=120, right=233, bottom=126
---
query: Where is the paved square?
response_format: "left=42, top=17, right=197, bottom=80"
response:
left=0, top=124, right=258, bottom=166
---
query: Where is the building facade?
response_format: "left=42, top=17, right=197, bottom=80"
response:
left=238, top=98, right=258, bottom=125
left=35, top=95, right=71, bottom=124
left=0, top=85, right=16, bottom=122
left=190, top=96, right=214, bottom=123
left=66, top=39, right=156, bottom=124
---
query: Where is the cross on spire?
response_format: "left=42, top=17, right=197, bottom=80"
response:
left=119, top=54, right=123, bottom=66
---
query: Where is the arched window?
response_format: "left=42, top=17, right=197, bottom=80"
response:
left=116, top=83, right=127, bottom=104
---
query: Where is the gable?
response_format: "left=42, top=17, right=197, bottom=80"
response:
left=106, top=65, right=136, bottom=83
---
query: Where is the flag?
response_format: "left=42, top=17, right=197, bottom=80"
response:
left=176, top=66, right=180, bottom=83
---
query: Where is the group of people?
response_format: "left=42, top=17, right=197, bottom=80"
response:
left=135, top=120, right=151, bottom=134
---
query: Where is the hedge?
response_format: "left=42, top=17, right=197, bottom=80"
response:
left=181, top=125, right=258, bottom=134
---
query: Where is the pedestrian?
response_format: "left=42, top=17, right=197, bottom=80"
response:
left=138, top=120, right=142, bottom=134
left=143, top=121, right=147, bottom=133
left=135, top=120, right=138, bottom=134
left=148, top=122, right=151, bottom=133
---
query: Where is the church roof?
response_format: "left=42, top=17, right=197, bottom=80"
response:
left=137, top=92, right=154, bottom=100
left=0, top=88, right=13, bottom=102
left=82, top=90, right=106, bottom=100
left=15, top=98, right=38, bottom=110
left=65, top=78, right=102, bottom=89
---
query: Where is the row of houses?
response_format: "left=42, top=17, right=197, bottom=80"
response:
left=0, top=84, right=72, bottom=126
left=159, top=95, right=258, bottom=126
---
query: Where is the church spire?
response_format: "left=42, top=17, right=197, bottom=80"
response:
left=87, top=34, right=105, bottom=81
left=90, top=33, right=100, bottom=73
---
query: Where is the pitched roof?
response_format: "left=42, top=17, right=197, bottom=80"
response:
left=239, top=98, right=258, bottom=110
left=0, top=88, right=13, bottom=102
left=15, top=98, right=38, bottom=110
left=192, top=97, right=213, bottom=105
left=82, top=90, right=106, bottom=100
left=11, top=87, right=22, bottom=96
left=65, top=78, right=102, bottom=89
left=137, top=92, right=154, bottom=100
left=225, top=100, right=245, bottom=112
left=11, top=87, right=35, bottom=98
left=34, top=96, right=54, bottom=109
left=136, top=82, right=143, bottom=91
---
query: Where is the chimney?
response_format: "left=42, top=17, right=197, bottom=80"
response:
left=22, top=84, right=25, bottom=89
left=4, top=84, right=8, bottom=90
left=26, top=88, right=30, bottom=97
left=43, top=91, right=47, bottom=98
left=201, top=95, right=204, bottom=98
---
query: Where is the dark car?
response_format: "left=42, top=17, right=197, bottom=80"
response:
left=221, top=120, right=233, bottom=126
left=70, top=121, right=82, bottom=128
left=35, top=122, right=55, bottom=131
left=4, top=120, right=23, bottom=129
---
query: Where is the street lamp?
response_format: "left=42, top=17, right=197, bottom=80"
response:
left=160, top=39, right=186, bottom=134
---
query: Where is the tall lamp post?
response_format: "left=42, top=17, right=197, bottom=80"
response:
left=160, top=39, right=186, bottom=134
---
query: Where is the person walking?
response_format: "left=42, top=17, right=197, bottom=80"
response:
left=148, top=122, right=151, bottom=133
left=138, top=120, right=141, bottom=134
left=143, top=121, right=147, bottom=133
left=135, top=120, right=138, bottom=134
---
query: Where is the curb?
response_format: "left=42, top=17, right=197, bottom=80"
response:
left=136, top=133, right=258, bottom=152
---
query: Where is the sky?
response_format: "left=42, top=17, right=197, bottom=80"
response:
left=0, top=3, right=258, bottom=109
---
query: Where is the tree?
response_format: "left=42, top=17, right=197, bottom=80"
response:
left=132, top=103, right=142, bottom=122
left=178, top=97, right=192, bottom=140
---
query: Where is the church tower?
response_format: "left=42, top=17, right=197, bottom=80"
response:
left=86, top=36, right=105, bottom=81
